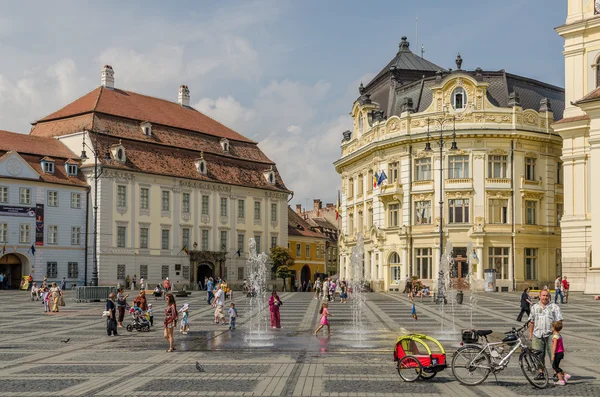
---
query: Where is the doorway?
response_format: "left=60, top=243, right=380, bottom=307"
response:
left=0, top=253, right=24, bottom=289
left=451, top=247, right=468, bottom=290
left=300, top=265, right=311, bottom=291
left=197, top=263, right=214, bottom=289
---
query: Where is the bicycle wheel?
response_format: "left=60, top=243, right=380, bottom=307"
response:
left=419, top=369, right=437, bottom=380
left=397, top=356, right=422, bottom=382
left=520, top=349, right=549, bottom=389
left=451, top=346, right=491, bottom=386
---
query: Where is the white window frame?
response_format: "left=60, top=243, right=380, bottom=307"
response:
left=488, top=155, right=508, bottom=178
left=43, top=161, right=55, bottom=173
left=201, top=195, right=210, bottom=216
left=182, top=227, right=190, bottom=249
left=448, top=155, right=470, bottom=179
left=67, top=164, right=78, bottom=176
left=296, top=243, right=301, bottom=257
left=20, top=188, right=31, bottom=205
left=0, top=186, right=8, bottom=203
left=238, top=200, right=245, bottom=219
left=161, top=190, right=170, bottom=212
left=71, top=226, right=80, bottom=245
left=0, top=223, right=8, bottom=243
left=220, top=197, right=228, bottom=217
left=182, top=192, right=190, bottom=214
left=47, top=191, right=59, bottom=207
left=452, top=87, right=466, bottom=110
left=117, top=226, right=126, bottom=247
left=71, top=193, right=81, bottom=209
left=220, top=230, right=228, bottom=251
left=117, top=185, right=127, bottom=207
left=254, top=201, right=261, bottom=221
left=389, top=162, right=399, bottom=184
left=48, top=225, right=58, bottom=245
left=488, top=247, right=509, bottom=280
left=388, top=203, right=400, bottom=227
left=525, top=157, right=536, bottom=181
left=448, top=198, right=470, bottom=224
left=19, top=224, right=30, bottom=243
left=47, top=262, right=57, bottom=278
left=140, top=227, right=149, bottom=249
left=415, top=201, right=432, bottom=224
left=414, top=247, right=432, bottom=279
left=305, top=244, right=310, bottom=258
left=201, top=229, right=209, bottom=251
left=140, top=188, right=149, bottom=209
left=415, top=158, right=432, bottom=181
left=237, top=233, right=245, bottom=254
left=525, top=200, right=537, bottom=225
left=489, top=198, right=508, bottom=224
left=161, top=229, right=170, bottom=250
left=271, top=203, right=277, bottom=222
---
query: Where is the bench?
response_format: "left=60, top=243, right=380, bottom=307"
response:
left=172, top=286, right=192, bottom=298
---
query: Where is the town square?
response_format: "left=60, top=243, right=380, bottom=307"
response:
left=2, top=0, right=600, bottom=396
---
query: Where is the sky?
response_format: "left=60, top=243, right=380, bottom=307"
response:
left=0, top=0, right=567, bottom=209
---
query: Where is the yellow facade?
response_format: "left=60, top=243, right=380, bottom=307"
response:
left=287, top=236, right=327, bottom=287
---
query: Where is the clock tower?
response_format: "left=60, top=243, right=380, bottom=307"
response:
left=554, top=0, right=600, bottom=293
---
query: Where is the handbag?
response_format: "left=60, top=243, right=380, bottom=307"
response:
left=163, top=327, right=168, bottom=338
left=59, top=295, right=65, bottom=306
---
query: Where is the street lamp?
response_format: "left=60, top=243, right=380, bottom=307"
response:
left=423, top=111, right=458, bottom=304
left=80, top=132, right=110, bottom=286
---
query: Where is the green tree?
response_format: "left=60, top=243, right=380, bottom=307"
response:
left=270, top=246, right=294, bottom=291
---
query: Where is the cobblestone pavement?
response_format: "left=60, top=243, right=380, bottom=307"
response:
left=0, top=289, right=599, bottom=396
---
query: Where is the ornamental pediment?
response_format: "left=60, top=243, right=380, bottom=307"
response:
left=486, top=190, right=511, bottom=198
left=521, top=191, right=545, bottom=200
left=445, top=190, right=473, bottom=199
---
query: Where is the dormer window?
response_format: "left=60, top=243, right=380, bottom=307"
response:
left=140, top=122, right=152, bottom=137
left=452, top=87, right=466, bottom=110
left=41, top=158, right=55, bottom=174
left=109, top=140, right=127, bottom=163
left=66, top=163, right=78, bottom=176
left=263, top=166, right=276, bottom=185
left=195, top=152, right=207, bottom=175
left=220, top=138, right=230, bottom=152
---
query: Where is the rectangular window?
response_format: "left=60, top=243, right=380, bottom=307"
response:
left=220, top=197, right=228, bottom=217
left=357, top=174, right=364, bottom=195
left=201, top=229, right=209, bottom=251
left=367, top=170, right=374, bottom=192
left=237, top=266, right=245, bottom=280
left=348, top=213, right=354, bottom=233
left=391, top=266, right=402, bottom=283
left=117, top=226, right=126, bottom=247
left=19, top=188, right=31, bottom=205
left=306, top=244, right=310, bottom=258
left=415, top=158, right=431, bottom=181
left=0, top=223, right=7, bottom=243
left=415, top=201, right=432, bottom=224
left=348, top=178, right=354, bottom=197
left=448, top=155, right=470, bottom=179
left=296, top=243, right=301, bottom=257
left=237, top=233, right=244, bottom=254
left=238, top=199, right=245, bottom=219
left=161, top=191, right=170, bottom=211
left=182, top=228, right=190, bottom=249
left=220, top=230, right=228, bottom=251
left=389, top=161, right=399, bottom=183
left=525, top=248, right=538, bottom=280
left=117, top=185, right=127, bottom=207
left=271, top=236, right=277, bottom=249
left=357, top=210, right=363, bottom=233
left=48, top=225, right=58, bottom=244
left=71, top=193, right=81, bottom=209
left=525, top=157, right=536, bottom=181
left=488, top=155, right=508, bottom=178
left=449, top=199, right=470, bottom=223
left=182, top=192, right=190, bottom=213
left=488, top=247, right=509, bottom=280
left=389, top=204, right=400, bottom=227
left=201, top=195, right=209, bottom=215
left=43, top=161, right=54, bottom=173
left=140, top=227, right=149, bottom=249
left=19, top=224, right=30, bottom=243
left=489, top=199, right=508, bottom=224
left=368, top=208, right=373, bottom=228
left=140, top=188, right=149, bottom=209
left=71, top=226, right=80, bottom=245
left=140, top=264, right=148, bottom=280
left=0, top=186, right=7, bottom=203
left=161, top=229, right=170, bottom=250
left=255, top=235, right=261, bottom=252
left=271, top=203, right=277, bottom=222
left=183, top=265, right=189, bottom=280
left=117, top=264, right=126, bottom=280
left=557, top=162, right=563, bottom=185
left=525, top=200, right=537, bottom=225
left=47, top=262, right=57, bottom=278
left=415, top=248, right=432, bottom=280
left=47, top=191, right=59, bottom=207
left=67, top=164, right=78, bottom=176
left=161, top=265, right=170, bottom=280
left=68, top=262, right=78, bottom=279
left=556, top=203, right=564, bottom=226
left=254, top=201, right=261, bottom=220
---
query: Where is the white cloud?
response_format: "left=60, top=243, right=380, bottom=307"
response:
left=194, top=96, right=255, bottom=130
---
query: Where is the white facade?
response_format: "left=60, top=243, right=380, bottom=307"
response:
left=0, top=151, right=88, bottom=287
left=57, top=132, right=288, bottom=288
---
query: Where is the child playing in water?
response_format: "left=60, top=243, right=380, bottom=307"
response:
left=228, top=302, right=237, bottom=330
left=313, top=302, right=332, bottom=336
left=178, top=303, right=190, bottom=334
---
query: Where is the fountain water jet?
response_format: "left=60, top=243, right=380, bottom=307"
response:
left=348, top=233, right=368, bottom=347
left=244, top=238, right=272, bottom=346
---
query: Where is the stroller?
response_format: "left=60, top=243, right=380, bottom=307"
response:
left=126, top=307, right=150, bottom=332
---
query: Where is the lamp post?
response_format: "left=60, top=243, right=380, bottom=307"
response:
left=423, top=111, right=458, bottom=304
left=80, top=132, right=109, bottom=287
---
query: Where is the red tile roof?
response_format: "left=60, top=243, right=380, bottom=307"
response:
left=33, top=86, right=254, bottom=143
left=575, top=87, right=600, bottom=104
left=0, top=130, right=79, bottom=159
left=552, top=114, right=590, bottom=125
left=287, top=207, right=327, bottom=239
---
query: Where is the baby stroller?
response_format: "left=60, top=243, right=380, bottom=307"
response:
left=126, top=307, right=150, bottom=332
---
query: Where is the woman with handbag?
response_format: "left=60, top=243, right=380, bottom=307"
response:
left=164, top=293, right=178, bottom=352
left=49, top=282, right=61, bottom=312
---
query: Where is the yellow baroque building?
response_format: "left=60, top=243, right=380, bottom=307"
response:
left=334, top=38, right=565, bottom=292
left=287, top=206, right=328, bottom=290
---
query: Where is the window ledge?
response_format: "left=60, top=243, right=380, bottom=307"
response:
left=116, top=206, right=127, bottom=215
left=201, top=215, right=210, bottom=224
left=139, top=208, right=150, bottom=216
left=237, top=217, right=245, bottom=224
left=161, top=211, right=171, bottom=218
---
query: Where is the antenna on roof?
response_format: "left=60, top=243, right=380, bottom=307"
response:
left=421, top=45, right=425, bottom=58
left=415, top=16, right=419, bottom=56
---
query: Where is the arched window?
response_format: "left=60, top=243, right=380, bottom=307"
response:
left=452, top=87, right=466, bottom=110
left=389, top=252, right=400, bottom=264
left=389, top=252, right=401, bottom=284
left=596, top=56, right=600, bottom=88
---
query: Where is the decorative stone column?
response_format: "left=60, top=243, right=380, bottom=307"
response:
left=401, top=248, right=408, bottom=280
left=476, top=246, right=484, bottom=281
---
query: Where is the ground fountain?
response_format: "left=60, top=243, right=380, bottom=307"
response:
left=437, top=241, right=459, bottom=342
left=347, top=233, right=369, bottom=348
left=465, top=242, right=477, bottom=328
left=244, top=238, right=272, bottom=347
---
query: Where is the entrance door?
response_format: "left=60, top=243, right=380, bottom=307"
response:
left=197, top=263, right=214, bottom=289
left=301, top=265, right=311, bottom=291
left=451, top=248, right=469, bottom=290
left=0, top=254, right=23, bottom=289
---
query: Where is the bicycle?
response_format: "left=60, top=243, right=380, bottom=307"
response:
left=451, top=323, right=549, bottom=389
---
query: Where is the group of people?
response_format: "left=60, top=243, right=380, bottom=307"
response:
left=313, top=277, right=348, bottom=303
left=122, top=274, right=146, bottom=291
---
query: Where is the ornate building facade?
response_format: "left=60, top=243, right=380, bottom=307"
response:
left=29, top=66, right=291, bottom=288
left=335, top=38, right=565, bottom=292
left=554, top=0, right=600, bottom=292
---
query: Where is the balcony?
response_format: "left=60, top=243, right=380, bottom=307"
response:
left=411, top=180, right=434, bottom=192
left=485, top=178, right=511, bottom=188
left=377, top=181, right=403, bottom=202
left=445, top=178, right=473, bottom=189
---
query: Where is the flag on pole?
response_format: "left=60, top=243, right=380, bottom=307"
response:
left=335, top=190, right=340, bottom=220
left=373, top=172, right=379, bottom=188
left=377, top=170, right=387, bottom=186
left=183, top=245, right=189, bottom=255
left=28, top=244, right=36, bottom=256
left=236, top=249, right=241, bottom=257
left=411, top=303, right=418, bottom=320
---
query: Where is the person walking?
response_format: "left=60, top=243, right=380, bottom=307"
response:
left=163, top=277, right=171, bottom=292
left=314, top=278, right=321, bottom=300
left=403, top=276, right=411, bottom=294
left=125, top=275, right=130, bottom=290
left=140, top=277, right=145, bottom=291
left=268, top=290, right=282, bottom=329
left=49, top=282, right=61, bottom=312
left=164, top=293, right=178, bottom=352
left=529, top=289, right=563, bottom=378
left=562, top=277, right=570, bottom=304
left=206, top=277, right=214, bottom=305
left=132, top=275, right=137, bottom=291
left=339, top=281, right=348, bottom=304
left=517, top=287, right=533, bottom=322
left=551, top=320, right=571, bottom=385
left=212, top=285, right=226, bottom=325
left=106, top=292, right=118, bottom=336
left=554, top=276, right=564, bottom=304
left=116, top=287, right=128, bottom=328
left=314, top=302, right=332, bottom=336
left=228, top=302, right=237, bottom=330
left=133, top=290, right=148, bottom=312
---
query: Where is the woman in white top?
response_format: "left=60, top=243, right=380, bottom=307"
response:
left=49, top=282, right=62, bottom=312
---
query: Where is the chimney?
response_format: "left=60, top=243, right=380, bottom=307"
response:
left=295, top=204, right=302, bottom=214
left=178, top=85, right=190, bottom=107
left=101, top=65, right=114, bottom=89
left=326, top=203, right=334, bottom=209
left=313, top=199, right=322, bottom=211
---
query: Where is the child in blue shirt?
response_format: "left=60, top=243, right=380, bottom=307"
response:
left=228, top=303, right=237, bottom=330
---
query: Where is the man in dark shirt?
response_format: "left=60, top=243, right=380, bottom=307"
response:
left=517, top=287, right=532, bottom=322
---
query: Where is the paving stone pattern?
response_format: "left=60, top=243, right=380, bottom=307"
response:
left=0, top=289, right=599, bottom=396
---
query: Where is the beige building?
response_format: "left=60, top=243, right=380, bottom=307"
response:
left=334, top=38, right=565, bottom=292
left=29, top=65, right=291, bottom=288
left=554, top=0, right=600, bottom=293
